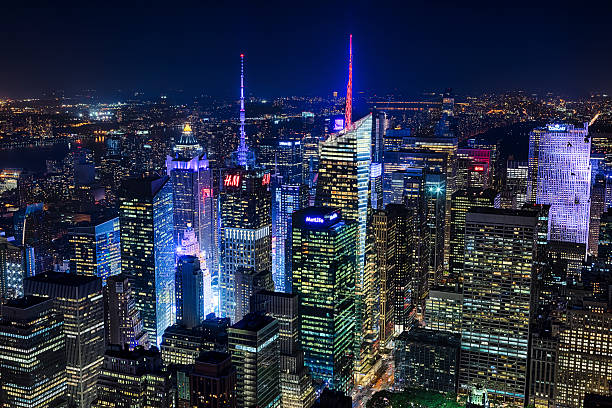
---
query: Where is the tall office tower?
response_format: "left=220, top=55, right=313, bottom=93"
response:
left=272, top=183, right=308, bottom=293
left=528, top=333, right=558, bottom=408
left=119, top=175, right=174, bottom=346
left=301, top=135, right=320, bottom=203
left=448, top=188, right=497, bottom=286
left=384, top=204, right=416, bottom=332
left=161, top=314, right=230, bottom=367
left=371, top=109, right=387, bottom=164
left=425, top=289, right=463, bottom=334
left=459, top=208, right=539, bottom=405
left=68, top=216, right=121, bottom=285
left=234, top=266, right=274, bottom=322
left=425, top=172, right=446, bottom=286
left=315, top=113, right=372, bottom=371
left=104, top=273, right=149, bottom=350
left=315, top=37, right=373, bottom=372
left=93, top=345, right=174, bottom=408
left=292, top=207, right=357, bottom=393
left=219, top=168, right=271, bottom=322
left=228, top=312, right=281, bottom=408
left=176, top=255, right=205, bottom=329
left=24, top=272, right=105, bottom=408
left=589, top=173, right=607, bottom=256
left=598, top=210, right=612, bottom=271
left=556, top=301, right=612, bottom=408
left=506, top=160, right=529, bottom=208
left=394, top=328, right=460, bottom=394
left=383, top=128, right=410, bottom=152
left=0, top=296, right=67, bottom=407
left=190, top=351, right=237, bottom=408
left=0, top=235, right=26, bottom=299
left=456, top=148, right=492, bottom=190
left=372, top=210, right=397, bottom=348
left=166, top=123, right=215, bottom=268
left=528, top=123, right=591, bottom=246
left=251, top=291, right=316, bottom=408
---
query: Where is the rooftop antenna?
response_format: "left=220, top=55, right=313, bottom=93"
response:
left=344, top=34, right=353, bottom=130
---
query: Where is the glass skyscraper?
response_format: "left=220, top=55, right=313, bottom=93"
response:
left=69, top=216, right=121, bottom=285
left=291, top=207, right=357, bottom=394
left=166, top=123, right=215, bottom=271
left=315, top=114, right=372, bottom=371
left=272, top=183, right=308, bottom=293
left=119, top=176, right=175, bottom=347
left=528, top=123, right=591, bottom=245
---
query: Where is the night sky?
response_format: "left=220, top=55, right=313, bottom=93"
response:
left=2, top=1, right=612, bottom=99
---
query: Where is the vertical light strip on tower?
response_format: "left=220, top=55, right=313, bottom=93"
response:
left=238, top=53, right=248, bottom=167
left=344, top=34, right=353, bottom=130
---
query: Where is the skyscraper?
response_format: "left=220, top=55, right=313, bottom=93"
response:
left=528, top=123, right=591, bottom=246
left=104, top=273, right=149, bottom=350
left=251, top=290, right=315, bottom=408
left=166, top=123, right=215, bottom=271
left=24, top=272, right=105, bottom=408
left=459, top=208, right=540, bottom=405
left=448, top=188, right=497, bottom=286
left=219, top=168, right=272, bottom=322
left=0, top=235, right=26, bottom=299
left=119, top=175, right=175, bottom=346
left=0, top=296, right=67, bottom=407
left=506, top=160, right=529, bottom=208
left=93, top=345, right=174, bottom=408
left=176, top=255, right=205, bottom=329
left=292, top=207, right=357, bottom=394
left=228, top=312, right=281, bottom=408
left=272, top=183, right=308, bottom=293
left=68, top=216, right=121, bottom=285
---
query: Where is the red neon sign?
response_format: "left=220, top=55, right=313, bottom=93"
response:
left=473, top=165, right=484, bottom=172
left=262, top=173, right=270, bottom=186
left=201, top=188, right=212, bottom=198
left=224, top=174, right=241, bottom=187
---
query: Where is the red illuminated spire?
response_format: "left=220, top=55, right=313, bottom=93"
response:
left=344, top=34, right=353, bottom=130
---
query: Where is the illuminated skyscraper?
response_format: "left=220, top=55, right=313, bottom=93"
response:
left=372, top=209, right=397, bottom=348
left=93, top=345, right=174, bottom=408
left=448, top=188, right=497, bottom=286
left=459, top=208, right=539, bottom=405
left=251, top=291, right=315, bottom=408
left=219, top=168, right=272, bottom=322
left=25, top=272, right=105, bottom=408
left=228, top=312, right=281, bottom=408
left=166, top=123, right=215, bottom=270
left=119, top=176, right=175, bottom=347
left=272, top=183, right=308, bottom=293
left=291, top=207, right=356, bottom=393
left=456, top=148, right=492, bottom=190
left=229, top=54, right=256, bottom=169
left=104, top=273, right=149, bottom=350
left=506, top=160, right=529, bottom=208
left=68, top=216, right=121, bottom=285
left=556, top=301, right=612, bottom=408
left=528, top=123, right=591, bottom=245
left=0, top=235, right=26, bottom=299
left=0, top=296, right=67, bottom=407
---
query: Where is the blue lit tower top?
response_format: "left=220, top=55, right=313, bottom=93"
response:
left=231, top=53, right=256, bottom=169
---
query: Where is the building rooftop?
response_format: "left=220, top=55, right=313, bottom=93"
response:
left=230, top=312, right=275, bottom=332
left=25, top=271, right=100, bottom=287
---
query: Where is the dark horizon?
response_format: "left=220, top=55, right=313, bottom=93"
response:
left=2, top=1, right=612, bottom=100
